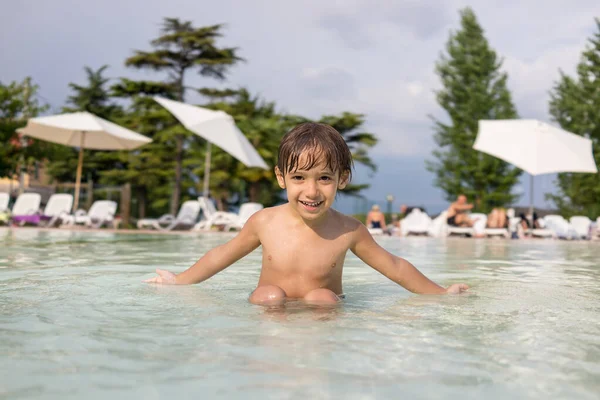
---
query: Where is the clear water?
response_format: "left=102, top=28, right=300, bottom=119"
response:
left=1, top=228, right=599, bottom=399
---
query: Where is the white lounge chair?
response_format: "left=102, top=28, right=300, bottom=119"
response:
left=10, top=193, right=42, bottom=225
left=223, top=202, right=264, bottom=231
left=0, top=192, right=9, bottom=213
left=427, top=211, right=448, bottom=237
left=400, top=209, right=432, bottom=236
left=528, top=214, right=580, bottom=239
left=137, top=200, right=201, bottom=231
left=447, top=212, right=486, bottom=237
left=0, top=192, right=9, bottom=225
left=193, top=196, right=239, bottom=231
left=483, top=227, right=509, bottom=238
left=569, top=216, right=592, bottom=239
left=368, top=227, right=385, bottom=236
left=62, top=200, right=118, bottom=228
left=533, top=214, right=572, bottom=239
left=41, top=194, right=74, bottom=227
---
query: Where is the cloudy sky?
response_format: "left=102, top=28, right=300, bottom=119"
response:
left=2, top=0, right=599, bottom=213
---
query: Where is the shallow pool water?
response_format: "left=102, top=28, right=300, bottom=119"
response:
left=1, top=228, right=599, bottom=399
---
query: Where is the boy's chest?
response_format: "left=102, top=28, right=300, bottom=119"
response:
left=260, top=230, right=350, bottom=275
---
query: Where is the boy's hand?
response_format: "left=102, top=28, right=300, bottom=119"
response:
left=144, top=268, right=178, bottom=285
left=446, top=283, right=469, bottom=294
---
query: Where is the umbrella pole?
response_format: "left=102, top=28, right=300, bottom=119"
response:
left=73, top=133, right=85, bottom=212
left=203, top=142, right=212, bottom=199
left=528, top=174, right=534, bottom=218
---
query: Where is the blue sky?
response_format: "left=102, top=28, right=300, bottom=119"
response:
left=1, top=0, right=599, bottom=214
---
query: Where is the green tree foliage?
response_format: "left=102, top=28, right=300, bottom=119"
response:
left=0, top=78, right=55, bottom=181
left=99, top=96, right=180, bottom=218
left=547, top=19, right=600, bottom=218
left=427, top=8, right=522, bottom=212
left=109, top=77, right=197, bottom=218
left=63, top=66, right=122, bottom=118
left=124, top=18, right=242, bottom=214
left=318, top=112, right=378, bottom=195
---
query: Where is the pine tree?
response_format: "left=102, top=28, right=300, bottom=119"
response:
left=124, top=18, right=241, bottom=214
left=427, top=8, right=522, bottom=211
left=547, top=19, right=600, bottom=218
left=0, top=78, right=53, bottom=182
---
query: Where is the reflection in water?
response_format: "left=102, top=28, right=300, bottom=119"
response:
left=1, top=229, right=599, bottom=399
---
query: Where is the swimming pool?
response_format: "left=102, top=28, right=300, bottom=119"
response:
left=1, top=228, right=599, bottom=399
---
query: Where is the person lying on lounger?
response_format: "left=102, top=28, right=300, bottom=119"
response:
left=487, top=208, right=508, bottom=228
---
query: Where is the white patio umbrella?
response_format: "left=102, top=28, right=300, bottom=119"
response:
left=473, top=119, right=597, bottom=215
left=17, top=112, right=152, bottom=211
left=153, top=96, right=269, bottom=198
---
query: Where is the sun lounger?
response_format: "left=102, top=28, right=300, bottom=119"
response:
left=400, top=209, right=432, bottom=236
left=10, top=193, right=42, bottom=226
left=13, top=194, right=73, bottom=227
left=427, top=211, right=448, bottom=237
left=223, top=202, right=264, bottom=231
left=368, top=228, right=385, bottom=236
left=62, top=200, right=117, bottom=228
left=0, top=192, right=8, bottom=214
left=569, top=216, right=592, bottom=239
left=38, top=194, right=73, bottom=227
left=484, top=228, right=509, bottom=238
left=447, top=213, right=486, bottom=237
left=0, top=192, right=10, bottom=225
left=137, top=200, right=201, bottom=231
left=527, top=215, right=577, bottom=239
left=193, top=196, right=239, bottom=231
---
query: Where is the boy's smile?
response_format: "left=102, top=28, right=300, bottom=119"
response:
left=298, top=200, right=325, bottom=214
left=299, top=199, right=323, bottom=208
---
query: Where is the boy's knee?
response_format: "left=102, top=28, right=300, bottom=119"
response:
left=304, top=288, right=340, bottom=305
left=249, top=285, right=286, bottom=306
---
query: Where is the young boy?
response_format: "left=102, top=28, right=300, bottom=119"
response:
left=145, top=123, right=468, bottom=305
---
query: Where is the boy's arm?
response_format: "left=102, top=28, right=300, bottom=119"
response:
left=350, top=223, right=467, bottom=294
left=145, top=212, right=262, bottom=285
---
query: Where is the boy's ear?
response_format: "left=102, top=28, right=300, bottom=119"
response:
left=275, top=166, right=286, bottom=189
left=337, top=170, right=350, bottom=190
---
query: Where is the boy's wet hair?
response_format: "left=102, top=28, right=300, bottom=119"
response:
left=277, top=122, right=353, bottom=181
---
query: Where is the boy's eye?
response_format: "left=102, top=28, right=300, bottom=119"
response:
left=320, top=176, right=332, bottom=181
left=291, top=176, right=303, bottom=180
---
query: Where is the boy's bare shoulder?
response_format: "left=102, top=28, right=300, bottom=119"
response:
left=246, top=204, right=287, bottom=224
left=331, top=209, right=365, bottom=231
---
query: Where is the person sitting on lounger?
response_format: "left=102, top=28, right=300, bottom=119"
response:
left=519, top=212, right=541, bottom=231
left=366, top=204, right=387, bottom=230
left=487, top=208, right=508, bottom=228
left=446, top=195, right=475, bottom=227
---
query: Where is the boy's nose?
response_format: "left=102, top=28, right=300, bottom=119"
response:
left=305, top=180, right=319, bottom=198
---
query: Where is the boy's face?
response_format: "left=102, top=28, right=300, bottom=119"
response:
left=276, top=155, right=348, bottom=222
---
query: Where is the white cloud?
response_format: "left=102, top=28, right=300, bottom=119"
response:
left=504, top=43, right=586, bottom=119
